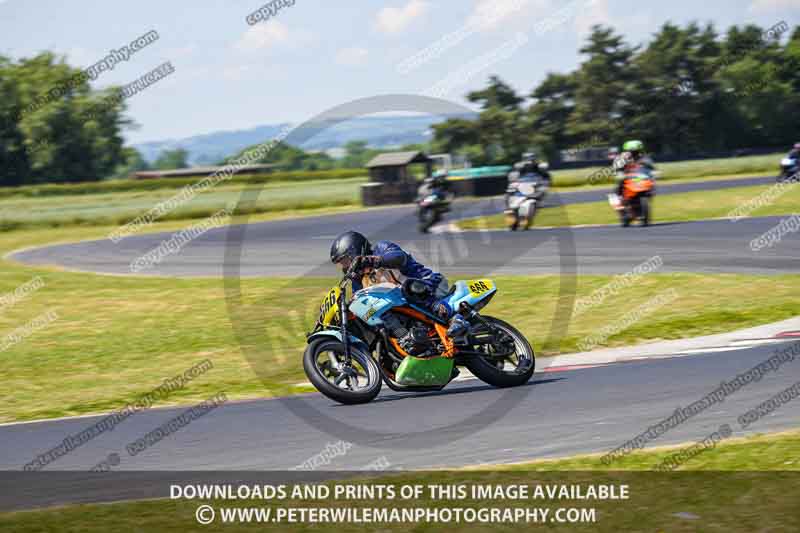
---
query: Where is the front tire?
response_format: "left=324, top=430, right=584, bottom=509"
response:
left=465, top=316, right=535, bottom=387
left=303, top=338, right=382, bottom=404
left=522, top=205, right=536, bottom=230
left=506, top=211, right=519, bottom=231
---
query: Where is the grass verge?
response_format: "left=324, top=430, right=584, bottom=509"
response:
left=549, top=152, right=781, bottom=188
left=459, top=181, right=800, bottom=230
left=0, top=177, right=366, bottom=232
left=0, top=431, right=797, bottom=532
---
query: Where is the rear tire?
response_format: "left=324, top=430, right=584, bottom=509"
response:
left=640, top=197, right=650, bottom=226
left=418, top=207, right=437, bottom=233
left=621, top=208, right=631, bottom=227
left=465, top=316, right=535, bottom=387
left=303, top=338, right=382, bottom=405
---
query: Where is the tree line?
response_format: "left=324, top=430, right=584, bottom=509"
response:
left=0, top=47, right=423, bottom=186
left=431, top=22, right=800, bottom=165
left=2, top=21, right=798, bottom=187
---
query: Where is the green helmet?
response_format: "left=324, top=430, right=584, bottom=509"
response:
left=623, top=140, right=644, bottom=152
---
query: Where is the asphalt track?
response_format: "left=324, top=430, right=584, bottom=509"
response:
left=9, top=175, right=795, bottom=277
left=2, top=173, right=799, bottom=509
left=1, top=340, right=799, bottom=509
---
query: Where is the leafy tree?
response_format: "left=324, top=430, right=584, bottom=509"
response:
left=0, top=57, right=29, bottom=186
left=467, top=76, right=524, bottom=111
left=153, top=148, right=189, bottom=170
left=222, top=140, right=336, bottom=171
left=567, top=26, right=638, bottom=145
left=112, top=147, right=150, bottom=179
left=431, top=21, right=800, bottom=163
left=527, top=73, right=578, bottom=161
left=340, top=140, right=375, bottom=168
left=0, top=52, right=127, bottom=185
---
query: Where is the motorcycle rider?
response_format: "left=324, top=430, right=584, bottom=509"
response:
left=613, top=140, right=655, bottom=198
left=329, top=231, right=470, bottom=339
left=417, top=169, right=450, bottom=199
left=787, top=143, right=800, bottom=161
left=514, top=151, right=551, bottom=185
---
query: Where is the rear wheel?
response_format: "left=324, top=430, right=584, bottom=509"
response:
left=303, top=338, right=382, bottom=404
left=620, top=207, right=631, bottom=227
left=418, top=207, right=437, bottom=233
left=464, top=316, right=535, bottom=387
left=640, top=197, right=650, bottom=226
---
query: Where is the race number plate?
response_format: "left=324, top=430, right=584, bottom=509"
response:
left=467, top=279, right=495, bottom=298
left=318, top=287, right=341, bottom=326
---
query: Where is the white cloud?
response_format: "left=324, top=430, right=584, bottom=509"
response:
left=66, top=47, right=96, bottom=66
left=574, top=0, right=611, bottom=37
left=466, top=0, right=545, bottom=32
left=166, top=45, right=196, bottom=59
left=376, top=0, right=429, bottom=34
left=234, top=21, right=290, bottom=52
left=749, top=0, right=800, bottom=13
left=335, top=47, right=369, bottom=67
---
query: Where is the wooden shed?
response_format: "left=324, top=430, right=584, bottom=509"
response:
left=362, top=151, right=432, bottom=206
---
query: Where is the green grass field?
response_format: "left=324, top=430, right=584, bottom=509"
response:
left=1, top=431, right=797, bottom=532
left=459, top=181, right=800, bottom=230
left=548, top=152, right=781, bottom=188
left=0, top=153, right=782, bottom=232
left=0, top=177, right=366, bottom=231
left=0, top=168, right=367, bottom=199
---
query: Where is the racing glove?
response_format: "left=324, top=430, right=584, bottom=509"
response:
left=353, top=255, right=382, bottom=272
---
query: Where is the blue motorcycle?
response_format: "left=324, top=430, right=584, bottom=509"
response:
left=304, top=263, right=535, bottom=404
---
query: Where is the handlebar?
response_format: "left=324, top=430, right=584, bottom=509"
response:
left=341, top=260, right=363, bottom=286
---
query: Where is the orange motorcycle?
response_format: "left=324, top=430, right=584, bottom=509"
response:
left=608, top=166, right=655, bottom=227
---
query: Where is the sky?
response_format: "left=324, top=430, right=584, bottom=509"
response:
left=1, top=0, right=797, bottom=144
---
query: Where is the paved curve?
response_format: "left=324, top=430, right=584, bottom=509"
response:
left=9, top=175, right=795, bottom=277
left=1, top=341, right=798, bottom=472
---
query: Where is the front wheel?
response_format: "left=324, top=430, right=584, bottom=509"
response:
left=303, top=338, right=382, bottom=404
left=522, top=204, right=536, bottom=230
left=505, top=210, right=519, bottom=231
left=465, top=316, right=535, bottom=387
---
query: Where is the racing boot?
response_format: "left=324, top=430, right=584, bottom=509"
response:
left=446, top=313, right=471, bottom=345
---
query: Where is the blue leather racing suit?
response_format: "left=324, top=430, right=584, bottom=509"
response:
left=352, top=240, right=450, bottom=315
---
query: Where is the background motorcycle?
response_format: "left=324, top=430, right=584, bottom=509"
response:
left=504, top=163, right=549, bottom=231
left=303, top=263, right=535, bottom=405
left=779, top=155, right=798, bottom=182
left=416, top=178, right=453, bottom=233
left=608, top=166, right=655, bottom=227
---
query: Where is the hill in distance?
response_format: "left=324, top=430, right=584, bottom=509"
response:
left=133, top=113, right=476, bottom=166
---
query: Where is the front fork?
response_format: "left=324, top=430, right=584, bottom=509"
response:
left=459, top=302, right=513, bottom=353
left=339, top=294, right=352, bottom=365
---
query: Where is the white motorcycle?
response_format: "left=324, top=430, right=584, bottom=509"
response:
left=504, top=163, right=549, bottom=231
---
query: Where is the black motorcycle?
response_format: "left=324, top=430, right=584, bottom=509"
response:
left=416, top=177, right=453, bottom=233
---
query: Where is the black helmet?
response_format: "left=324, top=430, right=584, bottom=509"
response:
left=330, top=231, right=371, bottom=264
